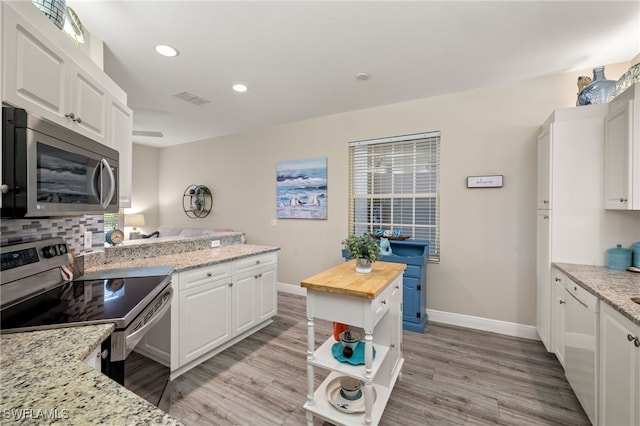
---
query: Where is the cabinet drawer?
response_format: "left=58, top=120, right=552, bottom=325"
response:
left=372, top=279, right=399, bottom=326
left=180, top=263, right=231, bottom=291
left=404, top=265, right=421, bottom=278
left=232, top=252, right=277, bottom=275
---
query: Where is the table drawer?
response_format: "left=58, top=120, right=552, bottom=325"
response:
left=180, top=263, right=231, bottom=291
left=372, top=278, right=399, bottom=325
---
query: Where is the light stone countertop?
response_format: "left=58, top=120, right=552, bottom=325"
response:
left=84, top=244, right=280, bottom=275
left=0, top=324, right=182, bottom=425
left=553, top=263, right=640, bottom=326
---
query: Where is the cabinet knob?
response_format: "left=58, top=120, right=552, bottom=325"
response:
left=559, top=300, right=565, bottom=304
left=543, top=215, right=549, bottom=220
left=635, top=338, right=640, bottom=348
left=543, top=200, right=549, bottom=204
left=627, top=333, right=636, bottom=342
left=0, top=184, right=9, bottom=194
left=620, top=198, right=628, bottom=203
left=381, top=299, right=387, bottom=305
left=75, top=116, right=82, bottom=124
left=65, top=112, right=75, bottom=120
left=554, top=277, right=561, bottom=282
left=207, top=272, right=212, bottom=277
left=256, top=260, right=260, bottom=265
left=228, top=282, right=233, bottom=287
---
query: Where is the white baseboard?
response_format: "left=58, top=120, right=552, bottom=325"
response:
left=277, top=281, right=539, bottom=341
left=426, top=308, right=540, bottom=341
left=278, top=282, right=307, bottom=296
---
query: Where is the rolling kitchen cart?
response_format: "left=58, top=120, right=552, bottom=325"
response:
left=300, top=260, right=405, bottom=425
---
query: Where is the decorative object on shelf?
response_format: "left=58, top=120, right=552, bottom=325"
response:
left=333, top=322, right=349, bottom=341
left=611, top=62, right=640, bottom=99
left=342, top=233, right=381, bottom=273
left=379, top=237, right=392, bottom=256
left=467, top=175, right=504, bottom=188
left=276, top=157, right=327, bottom=220
left=339, top=330, right=360, bottom=358
left=606, top=244, right=632, bottom=270
left=325, top=375, right=376, bottom=414
left=183, top=185, right=213, bottom=218
left=63, top=6, right=85, bottom=45
left=577, top=66, right=616, bottom=105
left=331, top=341, right=376, bottom=365
left=124, top=214, right=145, bottom=239
left=105, top=229, right=124, bottom=246
left=32, top=0, right=66, bottom=30
left=576, top=76, right=592, bottom=106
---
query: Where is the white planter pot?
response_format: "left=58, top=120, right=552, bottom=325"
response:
left=355, top=258, right=372, bottom=273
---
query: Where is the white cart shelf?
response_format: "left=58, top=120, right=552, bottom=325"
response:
left=301, top=260, right=405, bottom=426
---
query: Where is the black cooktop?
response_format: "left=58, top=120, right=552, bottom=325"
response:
left=1, top=275, right=170, bottom=332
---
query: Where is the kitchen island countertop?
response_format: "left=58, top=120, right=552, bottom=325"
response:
left=0, top=324, right=182, bottom=425
left=553, top=263, right=640, bottom=326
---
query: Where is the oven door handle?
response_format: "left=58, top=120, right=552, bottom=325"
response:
left=125, top=288, right=173, bottom=356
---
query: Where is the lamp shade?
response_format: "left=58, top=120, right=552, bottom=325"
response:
left=125, top=214, right=145, bottom=228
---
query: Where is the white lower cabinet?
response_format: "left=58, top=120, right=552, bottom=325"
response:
left=599, top=302, right=640, bottom=426
left=551, top=268, right=566, bottom=368
left=169, top=252, right=278, bottom=378
left=179, top=274, right=233, bottom=366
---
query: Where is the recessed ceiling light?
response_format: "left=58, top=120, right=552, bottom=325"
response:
left=355, top=72, right=371, bottom=81
left=233, top=84, right=248, bottom=93
left=155, top=44, right=179, bottom=57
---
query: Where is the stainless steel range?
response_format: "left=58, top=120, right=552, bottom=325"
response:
left=0, top=237, right=173, bottom=407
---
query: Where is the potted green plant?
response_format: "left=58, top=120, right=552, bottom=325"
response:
left=342, top=232, right=381, bottom=273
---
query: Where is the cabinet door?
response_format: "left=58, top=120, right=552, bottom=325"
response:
left=599, top=303, right=639, bottom=426
left=257, top=266, right=277, bottom=322
left=537, top=125, right=552, bottom=209
left=2, top=5, right=69, bottom=122
left=108, top=97, right=133, bottom=208
left=389, top=278, right=402, bottom=373
left=536, top=210, right=551, bottom=351
left=402, top=276, right=420, bottom=324
left=179, top=277, right=232, bottom=366
left=551, top=275, right=565, bottom=367
left=69, top=66, right=107, bottom=144
left=604, top=99, right=633, bottom=210
left=232, top=272, right=257, bottom=335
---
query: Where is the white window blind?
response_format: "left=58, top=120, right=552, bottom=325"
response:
left=348, top=131, right=440, bottom=261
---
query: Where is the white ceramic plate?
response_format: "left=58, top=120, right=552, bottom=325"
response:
left=325, top=375, right=377, bottom=414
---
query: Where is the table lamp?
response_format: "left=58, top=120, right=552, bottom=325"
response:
left=125, top=214, right=145, bottom=239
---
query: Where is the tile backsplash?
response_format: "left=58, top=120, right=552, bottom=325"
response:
left=0, top=215, right=105, bottom=254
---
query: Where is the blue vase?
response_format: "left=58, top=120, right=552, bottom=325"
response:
left=577, top=66, right=616, bottom=105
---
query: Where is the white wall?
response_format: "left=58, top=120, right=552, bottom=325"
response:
left=128, top=143, right=160, bottom=237
left=135, top=60, right=639, bottom=327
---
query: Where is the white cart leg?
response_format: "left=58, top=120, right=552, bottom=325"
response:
left=306, top=316, right=315, bottom=425
left=364, top=330, right=373, bottom=379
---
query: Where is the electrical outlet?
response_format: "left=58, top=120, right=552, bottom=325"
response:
left=83, top=231, right=92, bottom=250
left=210, top=240, right=221, bottom=248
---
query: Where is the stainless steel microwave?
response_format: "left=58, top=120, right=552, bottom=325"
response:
left=1, top=106, right=119, bottom=218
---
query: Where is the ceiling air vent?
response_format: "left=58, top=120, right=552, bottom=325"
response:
left=173, top=91, right=211, bottom=106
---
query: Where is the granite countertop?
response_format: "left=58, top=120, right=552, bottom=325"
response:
left=85, top=244, right=280, bottom=275
left=0, top=324, right=181, bottom=425
left=554, top=263, right=640, bottom=326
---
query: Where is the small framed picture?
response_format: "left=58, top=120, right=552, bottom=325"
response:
left=467, top=175, right=503, bottom=188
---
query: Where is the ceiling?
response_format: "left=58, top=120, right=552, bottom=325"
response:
left=66, top=1, right=640, bottom=148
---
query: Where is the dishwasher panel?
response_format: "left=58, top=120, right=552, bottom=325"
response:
left=564, top=279, right=599, bottom=425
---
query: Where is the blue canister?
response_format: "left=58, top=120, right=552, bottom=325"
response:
left=606, top=244, right=632, bottom=270
left=632, top=242, right=640, bottom=268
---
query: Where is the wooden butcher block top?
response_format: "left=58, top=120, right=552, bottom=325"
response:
left=300, top=260, right=406, bottom=299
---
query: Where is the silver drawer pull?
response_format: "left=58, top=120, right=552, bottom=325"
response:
left=620, top=198, right=628, bottom=203
left=207, top=272, right=212, bottom=277
left=554, top=277, right=561, bottom=282
left=628, top=333, right=636, bottom=342
left=381, top=300, right=387, bottom=305
left=559, top=300, right=565, bottom=304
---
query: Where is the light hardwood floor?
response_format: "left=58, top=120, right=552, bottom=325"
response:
left=165, top=293, right=590, bottom=425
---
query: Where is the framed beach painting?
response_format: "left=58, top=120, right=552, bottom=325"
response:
left=276, top=157, right=327, bottom=219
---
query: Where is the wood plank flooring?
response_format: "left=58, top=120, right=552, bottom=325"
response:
left=166, top=293, right=589, bottom=425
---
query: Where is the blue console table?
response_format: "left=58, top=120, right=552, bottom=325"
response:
left=342, top=239, right=429, bottom=333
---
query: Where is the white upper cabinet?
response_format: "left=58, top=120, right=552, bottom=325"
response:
left=2, top=1, right=133, bottom=205
left=604, top=84, right=639, bottom=210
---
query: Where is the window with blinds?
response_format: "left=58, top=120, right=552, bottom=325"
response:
left=348, top=131, right=440, bottom=261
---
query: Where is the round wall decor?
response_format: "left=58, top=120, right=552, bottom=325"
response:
left=183, top=185, right=213, bottom=218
